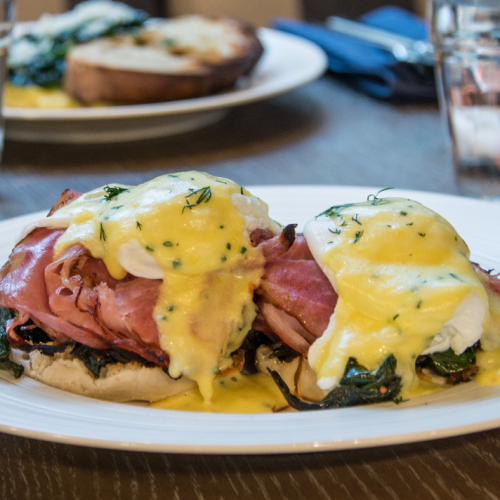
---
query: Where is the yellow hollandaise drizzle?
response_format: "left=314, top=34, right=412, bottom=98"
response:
left=151, top=372, right=288, bottom=413
left=4, top=83, right=81, bottom=108
left=51, top=172, right=269, bottom=401
left=307, top=197, right=490, bottom=399
left=476, top=350, right=500, bottom=385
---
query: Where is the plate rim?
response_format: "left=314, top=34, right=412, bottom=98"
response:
left=1, top=185, right=500, bottom=455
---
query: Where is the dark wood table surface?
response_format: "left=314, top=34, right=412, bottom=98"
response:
left=1, top=76, right=500, bottom=500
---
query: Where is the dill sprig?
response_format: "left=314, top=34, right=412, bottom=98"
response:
left=103, top=185, right=129, bottom=202
left=366, top=187, right=394, bottom=205
left=183, top=186, right=212, bottom=213
left=100, top=223, right=106, bottom=241
left=316, top=203, right=355, bottom=219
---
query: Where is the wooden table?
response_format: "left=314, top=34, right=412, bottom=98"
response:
left=1, top=76, right=499, bottom=499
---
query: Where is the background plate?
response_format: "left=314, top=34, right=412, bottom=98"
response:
left=4, top=28, right=328, bottom=143
left=1, top=186, right=500, bottom=454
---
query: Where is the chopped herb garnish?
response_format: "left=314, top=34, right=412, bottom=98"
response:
left=172, top=259, right=182, bottom=269
left=352, top=214, right=362, bottom=225
left=136, top=221, right=142, bottom=230
left=400, top=211, right=407, bottom=216
left=161, top=316, right=167, bottom=321
left=167, top=305, right=176, bottom=312
left=317, top=203, right=354, bottom=219
left=227, top=243, right=231, bottom=250
left=241, top=247, right=247, bottom=254
left=183, top=186, right=212, bottom=213
left=221, top=256, right=227, bottom=262
left=103, top=185, right=129, bottom=202
left=220, top=225, right=224, bottom=229
left=353, top=230, right=364, bottom=244
left=455, top=236, right=458, bottom=242
left=111, top=205, right=123, bottom=210
left=240, top=186, right=244, bottom=195
left=416, top=300, right=422, bottom=309
left=418, top=232, right=426, bottom=237
left=216, top=180, right=227, bottom=184
left=406, top=222, right=414, bottom=226
left=163, top=241, right=173, bottom=247
left=100, top=223, right=106, bottom=242
left=328, top=228, right=341, bottom=235
left=393, top=314, right=400, bottom=321
left=449, top=273, right=464, bottom=282
left=231, top=377, right=237, bottom=382
left=168, top=174, right=178, bottom=178
left=145, top=245, right=154, bottom=252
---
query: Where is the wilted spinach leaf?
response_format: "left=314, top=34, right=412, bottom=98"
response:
left=9, top=13, right=148, bottom=88
left=416, top=346, right=477, bottom=380
left=0, top=307, right=24, bottom=379
left=269, top=354, right=401, bottom=411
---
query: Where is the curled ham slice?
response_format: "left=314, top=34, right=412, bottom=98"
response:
left=0, top=226, right=168, bottom=366
left=47, top=189, right=82, bottom=216
left=254, top=226, right=337, bottom=354
left=476, top=265, right=500, bottom=294
left=257, top=301, right=315, bottom=354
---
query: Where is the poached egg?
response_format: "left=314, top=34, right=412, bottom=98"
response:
left=304, top=196, right=490, bottom=398
left=21, top=171, right=280, bottom=401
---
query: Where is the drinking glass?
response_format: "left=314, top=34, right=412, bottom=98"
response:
left=432, top=0, right=500, bottom=197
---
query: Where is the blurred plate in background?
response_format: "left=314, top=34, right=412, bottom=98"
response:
left=3, top=28, right=328, bottom=144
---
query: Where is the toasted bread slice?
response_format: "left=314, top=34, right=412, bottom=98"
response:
left=64, top=16, right=264, bottom=105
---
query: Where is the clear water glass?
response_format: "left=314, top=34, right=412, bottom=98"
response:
left=432, top=0, right=500, bottom=197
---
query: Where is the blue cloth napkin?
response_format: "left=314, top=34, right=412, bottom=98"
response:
left=273, top=6, right=436, bottom=101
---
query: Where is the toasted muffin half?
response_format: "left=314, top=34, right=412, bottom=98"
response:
left=64, top=16, right=264, bottom=105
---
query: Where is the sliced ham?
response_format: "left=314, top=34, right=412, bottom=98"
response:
left=0, top=226, right=168, bottom=367
left=43, top=241, right=167, bottom=366
left=254, top=227, right=337, bottom=353
left=47, top=189, right=82, bottom=216
left=0, top=228, right=96, bottom=347
left=258, top=301, right=315, bottom=354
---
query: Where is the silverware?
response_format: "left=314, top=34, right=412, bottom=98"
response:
left=325, top=16, right=435, bottom=66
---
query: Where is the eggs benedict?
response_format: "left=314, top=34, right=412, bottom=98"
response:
left=256, top=192, right=500, bottom=409
left=304, top=195, right=489, bottom=399
left=2, top=183, right=500, bottom=412
left=0, top=172, right=281, bottom=403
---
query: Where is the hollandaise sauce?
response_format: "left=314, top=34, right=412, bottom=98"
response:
left=305, top=197, right=490, bottom=399
left=151, top=372, right=288, bottom=413
left=4, top=83, right=81, bottom=108
left=47, top=172, right=275, bottom=401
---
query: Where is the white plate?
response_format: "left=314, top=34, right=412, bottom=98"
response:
left=1, top=186, right=500, bottom=455
left=3, top=28, right=327, bottom=143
